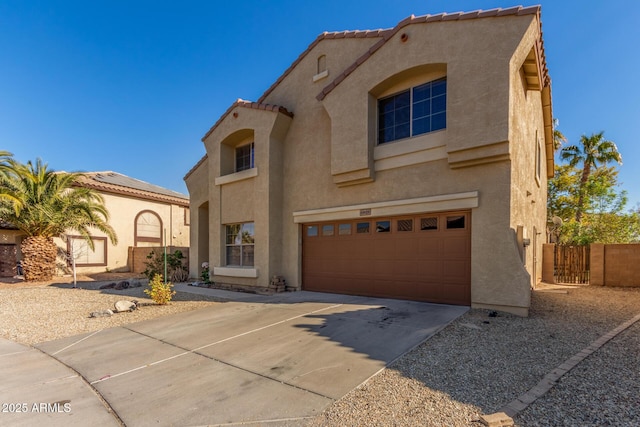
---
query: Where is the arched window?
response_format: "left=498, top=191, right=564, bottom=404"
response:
left=317, top=55, right=327, bottom=74
left=135, top=210, right=162, bottom=246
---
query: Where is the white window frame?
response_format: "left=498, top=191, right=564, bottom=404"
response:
left=225, top=222, right=255, bottom=267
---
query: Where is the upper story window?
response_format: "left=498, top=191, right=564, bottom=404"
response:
left=235, top=142, right=255, bottom=172
left=378, top=77, right=447, bottom=144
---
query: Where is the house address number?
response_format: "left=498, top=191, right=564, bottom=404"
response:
left=359, top=209, right=371, bottom=216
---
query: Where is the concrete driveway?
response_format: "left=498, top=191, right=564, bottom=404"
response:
left=5, top=288, right=467, bottom=426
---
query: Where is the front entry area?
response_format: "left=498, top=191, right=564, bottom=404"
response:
left=302, top=211, right=471, bottom=305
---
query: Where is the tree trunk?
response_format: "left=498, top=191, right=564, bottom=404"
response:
left=575, top=163, right=592, bottom=223
left=21, top=236, right=58, bottom=281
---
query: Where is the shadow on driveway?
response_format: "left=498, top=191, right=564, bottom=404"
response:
left=28, top=289, right=467, bottom=426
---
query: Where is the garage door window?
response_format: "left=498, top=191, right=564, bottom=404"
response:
left=446, top=215, right=465, bottom=229
left=306, top=225, right=318, bottom=237
left=376, top=220, right=391, bottom=233
left=357, top=222, right=370, bottom=234
left=397, top=219, right=413, bottom=232
left=322, top=225, right=334, bottom=236
left=421, top=217, right=438, bottom=231
left=338, top=224, right=351, bottom=235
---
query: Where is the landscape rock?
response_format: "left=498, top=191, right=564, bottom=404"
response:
left=89, top=309, right=113, bottom=318
left=114, top=280, right=130, bottom=290
left=99, top=282, right=117, bottom=289
left=114, top=300, right=137, bottom=313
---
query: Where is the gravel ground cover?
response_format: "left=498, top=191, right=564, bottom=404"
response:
left=0, top=274, right=223, bottom=345
left=307, top=285, right=640, bottom=427
left=1, top=276, right=638, bottom=426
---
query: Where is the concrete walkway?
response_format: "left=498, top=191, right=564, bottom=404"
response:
left=0, top=288, right=468, bottom=426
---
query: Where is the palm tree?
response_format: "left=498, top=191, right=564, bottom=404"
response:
left=560, top=131, right=622, bottom=222
left=553, top=118, right=567, bottom=151
left=0, top=158, right=117, bottom=281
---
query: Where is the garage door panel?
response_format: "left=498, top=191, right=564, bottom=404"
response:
left=303, top=211, right=471, bottom=305
left=418, top=260, right=442, bottom=277
left=393, top=260, right=419, bottom=278
left=418, top=238, right=443, bottom=257
left=442, top=236, right=469, bottom=257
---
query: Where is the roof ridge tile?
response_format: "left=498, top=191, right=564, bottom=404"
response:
left=316, top=5, right=543, bottom=101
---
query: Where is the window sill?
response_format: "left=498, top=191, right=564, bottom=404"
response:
left=215, top=167, right=258, bottom=186
left=213, top=266, right=258, bottom=278
left=313, top=70, right=329, bottom=82
left=374, top=130, right=447, bottom=171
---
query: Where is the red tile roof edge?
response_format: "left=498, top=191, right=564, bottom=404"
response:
left=75, top=174, right=190, bottom=207
left=257, top=29, right=393, bottom=104
left=316, top=5, right=545, bottom=101
left=201, top=99, right=294, bottom=142
left=183, top=154, right=208, bottom=181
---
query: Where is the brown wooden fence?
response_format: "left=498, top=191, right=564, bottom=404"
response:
left=554, top=245, right=590, bottom=284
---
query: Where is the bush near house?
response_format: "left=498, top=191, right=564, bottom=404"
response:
left=144, top=274, right=176, bottom=305
left=143, top=249, right=189, bottom=283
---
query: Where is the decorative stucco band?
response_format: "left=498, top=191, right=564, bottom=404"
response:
left=214, top=167, right=259, bottom=186
left=213, top=266, right=259, bottom=278
left=293, top=191, right=479, bottom=223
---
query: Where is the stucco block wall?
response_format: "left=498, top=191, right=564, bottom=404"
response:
left=591, top=243, right=640, bottom=287
left=128, top=246, right=189, bottom=275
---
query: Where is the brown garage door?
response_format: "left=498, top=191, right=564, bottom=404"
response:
left=302, top=211, right=471, bottom=305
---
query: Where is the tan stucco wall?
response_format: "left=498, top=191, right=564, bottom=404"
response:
left=186, top=156, right=210, bottom=279
left=52, top=192, right=189, bottom=276
left=189, top=12, right=549, bottom=315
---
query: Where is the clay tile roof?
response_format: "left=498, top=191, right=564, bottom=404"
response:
left=316, top=5, right=546, bottom=101
left=76, top=172, right=189, bottom=206
left=183, top=154, right=208, bottom=181
left=201, top=99, right=294, bottom=142
left=257, top=29, right=392, bottom=104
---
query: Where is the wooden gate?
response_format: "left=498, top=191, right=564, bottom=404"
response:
left=554, top=245, right=590, bottom=284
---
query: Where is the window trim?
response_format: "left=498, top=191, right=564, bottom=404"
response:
left=134, top=210, right=163, bottom=247
left=377, top=77, right=447, bottom=145
left=535, top=135, right=542, bottom=186
left=67, top=235, right=107, bottom=267
left=235, top=142, right=255, bottom=172
left=225, top=222, right=255, bottom=267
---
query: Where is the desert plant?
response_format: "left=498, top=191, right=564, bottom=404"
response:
left=143, top=249, right=188, bottom=282
left=144, top=274, right=176, bottom=305
left=0, top=157, right=117, bottom=281
left=200, top=262, right=211, bottom=284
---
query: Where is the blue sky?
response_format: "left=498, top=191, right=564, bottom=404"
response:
left=1, top=1, right=639, bottom=209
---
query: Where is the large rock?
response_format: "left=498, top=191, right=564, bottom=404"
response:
left=114, top=300, right=137, bottom=313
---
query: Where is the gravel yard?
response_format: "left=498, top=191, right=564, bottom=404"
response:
left=307, top=285, right=640, bottom=427
left=1, top=276, right=638, bottom=426
left=0, top=274, right=223, bottom=345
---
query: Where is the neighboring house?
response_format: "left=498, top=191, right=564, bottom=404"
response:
left=0, top=171, right=190, bottom=277
left=185, top=6, right=553, bottom=316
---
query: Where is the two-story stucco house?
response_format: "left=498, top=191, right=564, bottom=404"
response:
left=185, top=5, right=553, bottom=316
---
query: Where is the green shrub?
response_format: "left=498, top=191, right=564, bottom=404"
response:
left=143, top=249, right=188, bottom=282
left=144, top=274, right=176, bottom=305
